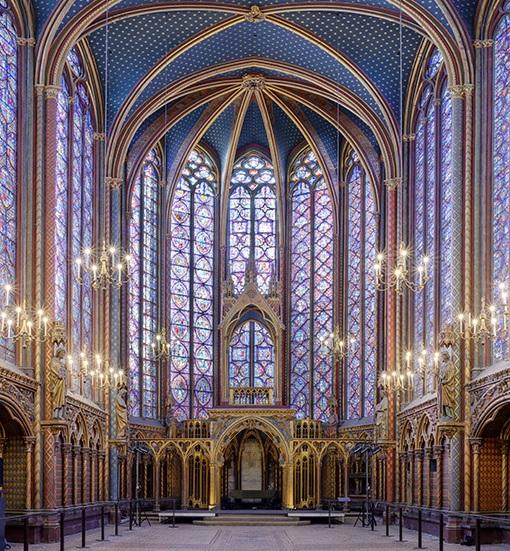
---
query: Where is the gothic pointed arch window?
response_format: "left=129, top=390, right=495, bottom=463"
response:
left=289, top=150, right=334, bottom=422
left=53, top=49, right=95, bottom=373
left=492, top=3, right=510, bottom=361
left=228, top=152, right=277, bottom=295
left=344, top=149, right=378, bottom=419
left=128, top=147, right=161, bottom=418
left=412, top=48, right=452, bottom=394
left=228, top=317, right=274, bottom=390
left=168, top=148, right=217, bottom=421
left=0, top=1, right=18, bottom=362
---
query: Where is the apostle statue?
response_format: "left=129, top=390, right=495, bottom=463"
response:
left=50, top=346, right=67, bottom=419
left=327, top=394, right=339, bottom=426
left=115, top=379, right=128, bottom=439
left=375, top=396, right=388, bottom=441
left=438, top=348, right=456, bottom=419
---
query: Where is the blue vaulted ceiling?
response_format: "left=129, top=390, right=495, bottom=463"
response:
left=30, top=0, right=478, bottom=181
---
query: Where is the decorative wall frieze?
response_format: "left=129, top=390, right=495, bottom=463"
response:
left=0, top=367, right=36, bottom=422
left=244, top=5, right=265, bottom=23
left=473, top=39, right=494, bottom=48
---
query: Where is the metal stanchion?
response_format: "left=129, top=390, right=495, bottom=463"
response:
left=23, top=516, right=29, bottom=551
left=362, top=501, right=366, bottom=527
left=60, top=511, right=65, bottom=551
left=385, top=504, right=390, bottom=537
left=172, top=498, right=177, bottom=529
left=418, top=509, right=423, bottom=549
left=81, top=507, right=86, bottom=548
left=399, top=507, right=403, bottom=542
left=475, top=518, right=481, bottom=551
left=439, top=513, right=443, bottom=551
left=114, top=502, right=119, bottom=536
left=100, top=505, right=105, bottom=541
left=370, top=503, right=374, bottom=531
left=129, top=500, right=133, bottom=531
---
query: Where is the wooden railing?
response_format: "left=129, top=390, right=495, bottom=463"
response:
left=229, top=386, right=273, bottom=405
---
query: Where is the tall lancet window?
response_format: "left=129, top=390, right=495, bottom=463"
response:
left=413, top=48, right=452, bottom=394
left=169, top=149, right=216, bottom=420
left=229, top=319, right=274, bottom=389
left=344, top=150, right=378, bottom=419
left=128, top=148, right=160, bottom=418
left=228, top=152, right=277, bottom=295
left=492, top=4, right=510, bottom=361
left=53, top=49, right=95, bottom=372
left=289, top=150, right=334, bottom=421
left=0, top=2, right=17, bottom=362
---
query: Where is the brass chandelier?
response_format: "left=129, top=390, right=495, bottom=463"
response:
left=75, top=242, right=132, bottom=290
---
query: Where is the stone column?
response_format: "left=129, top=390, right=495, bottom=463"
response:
left=90, top=450, right=97, bottom=502
left=24, top=437, right=35, bottom=510
left=282, top=462, right=294, bottom=509
left=73, top=446, right=80, bottom=504
left=415, top=450, right=423, bottom=506
left=182, top=458, right=189, bottom=509
left=434, top=445, right=443, bottom=508
left=501, top=442, right=508, bottom=511
left=153, top=458, right=161, bottom=511
left=99, top=452, right=106, bottom=501
left=470, top=438, right=483, bottom=512
left=143, top=456, right=149, bottom=498
left=425, top=448, right=433, bottom=508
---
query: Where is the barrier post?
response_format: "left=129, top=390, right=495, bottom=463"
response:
left=23, top=516, right=29, bottom=551
left=81, top=507, right=86, bottom=548
left=385, top=504, right=390, bottom=536
left=418, top=509, right=423, bottom=549
left=114, top=502, right=119, bottom=536
left=328, top=501, right=332, bottom=528
left=60, top=511, right=65, bottom=551
left=362, top=501, right=366, bottom=527
left=129, top=500, right=133, bottom=530
left=475, top=518, right=481, bottom=551
left=399, top=507, right=403, bottom=541
left=101, top=505, right=105, bottom=540
left=370, top=503, right=374, bottom=531
left=439, top=513, right=443, bottom=551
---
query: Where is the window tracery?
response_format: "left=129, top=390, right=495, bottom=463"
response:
left=492, top=5, right=510, bottom=361
left=228, top=152, right=277, bottom=295
left=169, top=149, right=216, bottom=420
left=0, top=2, right=17, bottom=362
left=412, top=49, right=452, bottom=395
left=344, top=149, right=377, bottom=419
left=289, top=150, right=334, bottom=421
left=128, top=148, right=160, bottom=418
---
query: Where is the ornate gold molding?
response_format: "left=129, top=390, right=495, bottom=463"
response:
left=94, top=132, right=106, bottom=141
left=242, top=73, right=266, bottom=90
left=402, top=134, right=415, bottom=142
left=44, top=85, right=61, bottom=99
left=384, top=177, right=402, bottom=190
left=473, top=39, right=494, bottom=48
left=244, top=5, right=265, bottom=23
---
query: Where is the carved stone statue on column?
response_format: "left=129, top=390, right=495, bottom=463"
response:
left=438, top=348, right=456, bottom=419
left=50, top=346, right=67, bottom=419
left=164, top=392, right=177, bottom=437
left=115, top=379, right=128, bottom=439
left=375, top=395, right=388, bottom=441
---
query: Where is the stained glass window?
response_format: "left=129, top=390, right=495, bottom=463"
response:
left=413, top=49, right=452, bottom=393
left=169, top=149, right=216, bottom=421
left=0, top=4, right=17, bottom=362
left=128, top=148, right=160, bottom=418
left=289, top=150, right=334, bottom=421
left=345, top=150, right=378, bottom=419
left=228, top=319, right=274, bottom=389
left=492, top=7, right=510, bottom=361
left=228, top=153, right=277, bottom=295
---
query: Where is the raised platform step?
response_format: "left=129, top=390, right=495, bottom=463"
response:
left=193, top=514, right=310, bottom=526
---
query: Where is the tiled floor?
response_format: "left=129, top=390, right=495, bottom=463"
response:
left=8, top=520, right=510, bottom=551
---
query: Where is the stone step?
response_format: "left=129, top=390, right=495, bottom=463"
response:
left=193, top=518, right=310, bottom=526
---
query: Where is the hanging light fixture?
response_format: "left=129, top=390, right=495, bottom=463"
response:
left=66, top=348, right=124, bottom=389
left=74, top=4, right=132, bottom=291
left=374, top=0, right=431, bottom=296
left=0, top=284, right=50, bottom=347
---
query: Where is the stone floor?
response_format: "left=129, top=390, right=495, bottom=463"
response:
left=8, top=519, right=510, bottom=550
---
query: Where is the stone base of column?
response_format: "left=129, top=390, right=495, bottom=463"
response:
left=444, top=516, right=463, bottom=543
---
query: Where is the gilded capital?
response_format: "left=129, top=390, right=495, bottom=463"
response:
left=245, top=5, right=265, bottom=23
left=44, top=85, right=61, bottom=99
left=448, top=84, right=474, bottom=100
left=105, top=177, right=123, bottom=190
left=473, top=39, right=494, bottom=48
left=384, top=177, right=402, bottom=191
left=94, top=132, right=106, bottom=141
left=17, top=37, right=36, bottom=47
